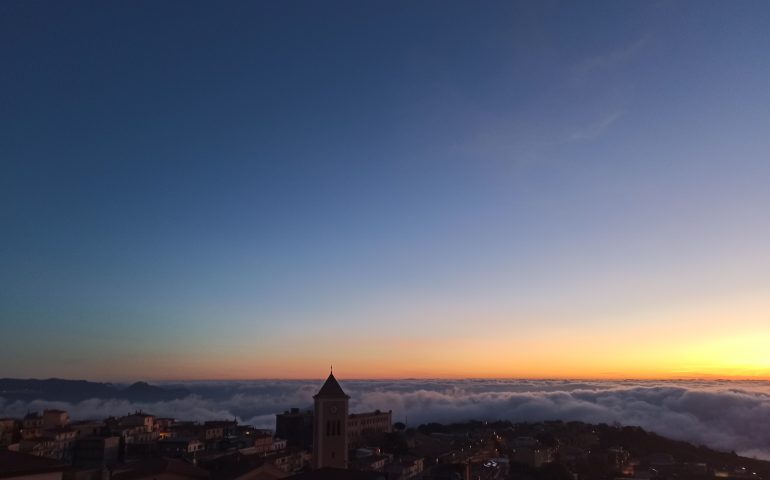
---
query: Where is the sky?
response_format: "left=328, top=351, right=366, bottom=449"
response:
left=1, top=1, right=770, bottom=381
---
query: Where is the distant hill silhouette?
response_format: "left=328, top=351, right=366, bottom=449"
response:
left=120, top=381, right=190, bottom=401
left=0, top=378, right=190, bottom=403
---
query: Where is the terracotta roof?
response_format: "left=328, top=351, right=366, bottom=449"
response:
left=349, top=410, right=389, bottom=418
left=112, top=458, right=209, bottom=480
left=158, top=437, right=199, bottom=444
left=198, top=452, right=284, bottom=480
left=313, top=373, right=349, bottom=399
left=45, top=426, right=75, bottom=433
left=287, top=468, right=384, bottom=480
left=0, top=450, right=66, bottom=478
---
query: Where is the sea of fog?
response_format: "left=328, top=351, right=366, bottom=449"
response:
left=3, top=379, right=770, bottom=459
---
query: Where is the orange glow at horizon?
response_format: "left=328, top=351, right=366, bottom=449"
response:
left=82, top=328, right=770, bottom=382
left=25, top=292, right=770, bottom=383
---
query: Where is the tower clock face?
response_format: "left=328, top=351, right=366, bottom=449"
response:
left=329, top=405, right=338, bottom=414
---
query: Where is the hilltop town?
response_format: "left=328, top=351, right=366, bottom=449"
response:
left=1, top=374, right=768, bottom=480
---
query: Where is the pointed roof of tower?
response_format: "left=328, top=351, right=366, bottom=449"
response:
left=313, top=372, right=349, bottom=399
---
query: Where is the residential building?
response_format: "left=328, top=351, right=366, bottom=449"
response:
left=287, top=469, right=385, bottom=480
left=512, top=446, right=554, bottom=468
left=386, top=457, right=424, bottom=480
left=157, top=438, right=205, bottom=458
left=252, top=433, right=274, bottom=455
left=168, top=423, right=225, bottom=449
left=277, top=407, right=391, bottom=451
left=0, top=418, right=18, bottom=446
left=119, top=412, right=156, bottom=433
left=73, top=436, right=120, bottom=468
left=204, top=421, right=239, bottom=437
left=19, top=427, right=77, bottom=462
left=275, top=409, right=312, bottom=450
left=0, top=450, right=67, bottom=480
left=111, top=458, right=209, bottom=480
left=198, top=452, right=288, bottom=480
left=70, top=420, right=104, bottom=438
left=21, top=413, right=44, bottom=440
left=41, top=411, right=69, bottom=430
left=347, top=411, right=392, bottom=448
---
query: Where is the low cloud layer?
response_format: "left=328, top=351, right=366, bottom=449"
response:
left=3, top=379, right=770, bottom=459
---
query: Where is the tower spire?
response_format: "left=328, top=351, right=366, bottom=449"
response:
left=313, top=367, right=349, bottom=469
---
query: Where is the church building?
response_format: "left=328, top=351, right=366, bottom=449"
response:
left=312, top=370, right=350, bottom=469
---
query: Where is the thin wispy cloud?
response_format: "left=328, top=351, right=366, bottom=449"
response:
left=565, top=110, right=623, bottom=142
left=573, top=33, right=652, bottom=81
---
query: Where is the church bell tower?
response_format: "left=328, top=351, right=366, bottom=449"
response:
left=312, top=369, right=349, bottom=469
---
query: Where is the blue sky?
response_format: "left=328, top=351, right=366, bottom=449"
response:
left=2, top=1, right=770, bottom=379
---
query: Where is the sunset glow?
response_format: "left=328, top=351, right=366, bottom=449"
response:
left=2, top=1, right=770, bottom=383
